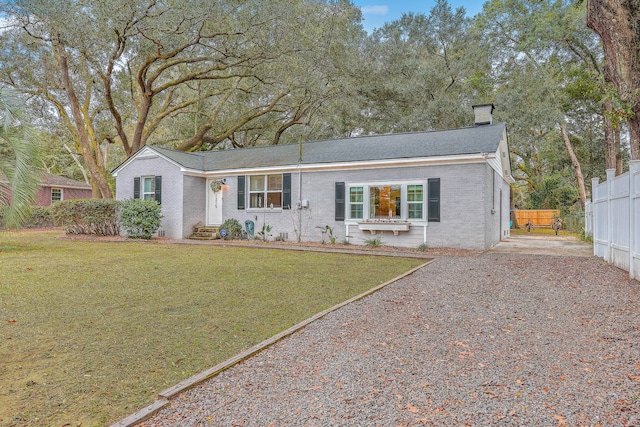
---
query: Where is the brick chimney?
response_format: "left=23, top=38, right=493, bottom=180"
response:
left=472, top=103, right=494, bottom=126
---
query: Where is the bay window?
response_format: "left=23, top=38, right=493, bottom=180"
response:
left=369, top=185, right=402, bottom=218
left=345, top=181, right=428, bottom=221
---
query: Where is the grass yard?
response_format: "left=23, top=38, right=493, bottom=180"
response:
left=0, top=231, right=425, bottom=426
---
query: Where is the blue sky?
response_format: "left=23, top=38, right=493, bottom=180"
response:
left=352, top=0, right=485, bottom=32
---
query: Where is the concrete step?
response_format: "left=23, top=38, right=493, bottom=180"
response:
left=188, top=225, right=220, bottom=240
left=187, top=234, right=220, bottom=240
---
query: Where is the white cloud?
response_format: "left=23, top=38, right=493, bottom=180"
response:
left=360, top=5, right=389, bottom=16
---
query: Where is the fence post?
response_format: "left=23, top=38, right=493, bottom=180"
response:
left=629, top=161, right=640, bottom=280
left=591, top=177, right=599, bottom=256
left=606, top=169, right=616, bottom=263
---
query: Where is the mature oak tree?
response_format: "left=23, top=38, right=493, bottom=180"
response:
left=0, top=0, right=364, bottom=197
left=587, top=0, right=640, bottom=160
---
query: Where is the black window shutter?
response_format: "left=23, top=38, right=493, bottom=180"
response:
left=283, top=173, right=292, bottom=209
left=335, top=182, right=345, bottom=221
left=237, top=176, right=246, bottom=210
left=428, top=178, right=440, bottom=222
left=133, top=177, right=140, bottom=199
left=154, top=176, right=162, bottom=205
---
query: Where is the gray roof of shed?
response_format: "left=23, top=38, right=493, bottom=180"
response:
left=40, top=172, right=92, bottom=188
left=150, top=123, right=506, bottom=172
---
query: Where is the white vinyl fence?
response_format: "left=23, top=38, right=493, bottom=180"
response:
left=586, top=161, right=640, bottom=280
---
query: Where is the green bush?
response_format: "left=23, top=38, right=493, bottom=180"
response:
left=219, top=218, right=243, bottom=240
left=364, top=236, right=382, bottom=247
left=117, top=198, right=163, bottom=239
left=0, top=205, right=55, bottom=229
left=52, top=199, right=120, bottom=235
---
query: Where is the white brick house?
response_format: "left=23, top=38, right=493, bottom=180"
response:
left=112, top=104, right=513, bottom=250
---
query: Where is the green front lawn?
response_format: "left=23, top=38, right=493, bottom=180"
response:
left=0, top=231, right=424, bottom=426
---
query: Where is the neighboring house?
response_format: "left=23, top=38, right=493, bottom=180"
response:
left=0, top=172, right=93, bottom=207
left=36, top=173, right=93, bottom=206
left=112, top=104, right=514, bottom=250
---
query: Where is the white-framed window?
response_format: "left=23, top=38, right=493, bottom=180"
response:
left=407, top=184, right=424, bottom=219
left=349, top=186, right=364, bottom=219
left=249, top=174, right=282, bottom=209
left=51, top=188, right=63, bottom=204
left=134, top=176, right=162, bottom=204
left=142, top=176, right=156, bottom=200
left=346, top=181, right=426, bottom=221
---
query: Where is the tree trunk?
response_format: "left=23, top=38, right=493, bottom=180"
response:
left=587, top=0, right=640, bottom=159
left=560, top=123, right=587, bottom=210
left=615, top=126, right=623, bottom=175
left=603, top=101, right=618, bottom=170
left=54, top=41, right=113, bottom=198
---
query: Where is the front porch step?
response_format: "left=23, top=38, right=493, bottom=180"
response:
left=188, top=225, right=220, bottom=240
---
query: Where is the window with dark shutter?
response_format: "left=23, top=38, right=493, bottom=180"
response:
left=134, top=177, right=140, bottom=199
left=428, top=178, right=440, bottom=222
left=335, top=182, right=345, bottom=221
left=283, top=173, right=292, bottom=209
left=154, top=176, right=162, bottom=205
left=237, top=176, right=245, bottom=210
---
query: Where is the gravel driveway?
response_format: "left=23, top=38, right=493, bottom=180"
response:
left=135, top=252, right=640, bottom=426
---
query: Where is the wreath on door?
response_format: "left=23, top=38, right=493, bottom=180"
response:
left=210, top=179, right=223, bottom=192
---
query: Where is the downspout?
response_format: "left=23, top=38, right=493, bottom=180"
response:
left=298, top=137, right=303, bottom=243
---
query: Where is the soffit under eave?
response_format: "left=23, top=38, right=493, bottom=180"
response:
left=181, top=153, right=492, bottom=177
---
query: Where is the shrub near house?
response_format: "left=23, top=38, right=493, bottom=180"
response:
left=52, top=199, right=120, bottom=235
left=4, top=198, right=163, bottom=238
left=117, top=199, right=163, bottom=239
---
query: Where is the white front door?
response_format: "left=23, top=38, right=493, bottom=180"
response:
left=207, top=181, right=223, bottom=225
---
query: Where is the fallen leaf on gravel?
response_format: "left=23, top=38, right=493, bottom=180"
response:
left=627, top=375, right=640, bottom=382
left=553, top=414, right=568, bottom=426
left=484, top=390, right=498, bottom=398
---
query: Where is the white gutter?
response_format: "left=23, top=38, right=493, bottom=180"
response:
left=182, top=153, right=493, bottom=178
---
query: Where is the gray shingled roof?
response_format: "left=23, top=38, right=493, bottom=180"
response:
left=40, top=172, right=92, bottom=188
left=1, top=172, right=91, bottom=188
left=151, top=123, right=506, bottom=172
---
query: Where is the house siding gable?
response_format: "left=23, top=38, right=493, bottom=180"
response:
left=115, top=155, right=185, bottom=239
